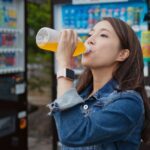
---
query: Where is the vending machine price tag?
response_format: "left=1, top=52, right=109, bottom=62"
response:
left=15, top=83, right=26, bottom=94
left=72, top=0, right=128, bottom=4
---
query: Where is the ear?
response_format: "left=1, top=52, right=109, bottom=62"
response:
left=116, top=49, right=130, bottom=62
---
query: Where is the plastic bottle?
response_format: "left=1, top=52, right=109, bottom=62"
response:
left=108, top=9, right=113, bottom=17
left=88, top=8, right=94, bottom=28
left=120, top=8, right=126, bottom=22
left=113, top=9, right=120, bottom=18
left=101, top=8, right=107, bottom=18
left=36, top=27, right=87, bottom=57
left=127, top=7, right=134, bottom=26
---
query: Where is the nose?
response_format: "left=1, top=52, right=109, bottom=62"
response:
left=86, top=36, right=96, bottom=45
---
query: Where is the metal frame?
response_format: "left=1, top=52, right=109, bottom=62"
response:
left=51, top=1, right=58, bottom=150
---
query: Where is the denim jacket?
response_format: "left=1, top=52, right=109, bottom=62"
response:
left=47, top=79, right=145, bottom=150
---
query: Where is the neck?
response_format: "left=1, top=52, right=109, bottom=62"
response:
left=91, top=66, right=115, bottom=94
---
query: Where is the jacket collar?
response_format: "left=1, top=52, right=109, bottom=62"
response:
left=80, top=79, right=119, bottom=100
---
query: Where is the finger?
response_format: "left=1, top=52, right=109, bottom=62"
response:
left=73, top=30, right=78, bottom=47
left=59, top=29, right=67, bottom=42
left=67, top=29, right=73, bottom=41
left=71, top=29, right=75, bottom=43
left=68, top=30, right=76, bottom=54
left=74, top=30, right=78, bottom=43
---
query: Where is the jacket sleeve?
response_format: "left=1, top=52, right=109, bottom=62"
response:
left=47, top=88, right=84, bottom=114
left=47, top=88, right=144, bottom=146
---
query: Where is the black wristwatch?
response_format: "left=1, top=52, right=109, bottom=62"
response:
left=57, top=68, right=75, bottom=81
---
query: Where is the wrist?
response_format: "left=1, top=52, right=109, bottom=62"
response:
left=56, top=57, right=72, bottom=67
left=57, top=67, right=75, bottom=81
left=57, top=62, right=72, bottom=70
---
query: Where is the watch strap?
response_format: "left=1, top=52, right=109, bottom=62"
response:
left=57, top=68, right=75, bottom=80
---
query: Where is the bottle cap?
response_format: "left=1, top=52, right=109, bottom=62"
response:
left=84, top=43, right=91, bottom=54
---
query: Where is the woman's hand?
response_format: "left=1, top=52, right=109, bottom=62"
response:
left=56, top=29, right=78, bottom=68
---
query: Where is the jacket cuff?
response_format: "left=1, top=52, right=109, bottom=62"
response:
left=47, top=88, right=84, bottom=115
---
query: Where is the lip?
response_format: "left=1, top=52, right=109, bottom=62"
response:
left=83, top=49, right=93, bottom=56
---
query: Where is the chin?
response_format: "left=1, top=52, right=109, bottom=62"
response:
left=81, top=55, right=90, bottom=66
left=81, top=59, right=88, bottom=66
left=81, top=56, right=95, bottom=68
left=81, top=61, right=92, bottom=68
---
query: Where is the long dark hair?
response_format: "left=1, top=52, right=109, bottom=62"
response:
left=76, top=17, right=150, bottom=144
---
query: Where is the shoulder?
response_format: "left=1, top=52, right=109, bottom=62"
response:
left=104, top=90, right=145, bottom=123
left=120, top=90, right=142, bottom=100
left=118, top=90, right=144, bottom=112
left=106, top=89, right=143, bottom=106
left=102, top=89, right=143, bottom=106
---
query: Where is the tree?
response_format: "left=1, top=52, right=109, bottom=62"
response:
left=27, top=0, right=52, bottom=91
left=27, top=0, right=51, bottom=63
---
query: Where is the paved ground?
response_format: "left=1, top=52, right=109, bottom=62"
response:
left=27, top=62, right=55, bottom=150
left=28, top=137, right=52, bottom=150
left=28, top=89, right=53, bottom=150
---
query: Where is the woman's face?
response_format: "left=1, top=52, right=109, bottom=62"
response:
left=81, top=20, right=121, bottom=69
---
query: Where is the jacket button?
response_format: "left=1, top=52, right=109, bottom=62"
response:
left=83, top=104, right=88, bottom=110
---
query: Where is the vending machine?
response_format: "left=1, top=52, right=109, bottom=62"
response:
left=0, top=0, right=27, bottom=150
left=51, top=0, right=150, bottom=150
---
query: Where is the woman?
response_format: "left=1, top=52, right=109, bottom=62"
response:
left=47, top=17, right=150, bottom=150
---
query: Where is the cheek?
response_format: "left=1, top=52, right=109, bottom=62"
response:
left=96, top=41, right=119, bottom=60
left=81, top=41, right=119, bottom=67
left=81, top=51, right=113, bottom=68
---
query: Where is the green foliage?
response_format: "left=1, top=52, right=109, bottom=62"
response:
left=27, top=0, right=51, bottom=31
left=27, top=0, right=52, bottom=92
left=27, top=0, right=52, bottom=63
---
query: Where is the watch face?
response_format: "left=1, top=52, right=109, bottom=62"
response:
left=66, top=69, right=75, bottom=80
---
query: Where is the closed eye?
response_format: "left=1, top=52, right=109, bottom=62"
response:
left=100, top=34, right=108, bottom=38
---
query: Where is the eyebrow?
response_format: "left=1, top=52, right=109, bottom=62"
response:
left=90, top=28, right=111, bottom=34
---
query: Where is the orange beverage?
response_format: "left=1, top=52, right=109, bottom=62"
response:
left=37, top=42, right=86, bottom=57
left=36, top=27, right=86, bottom=57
